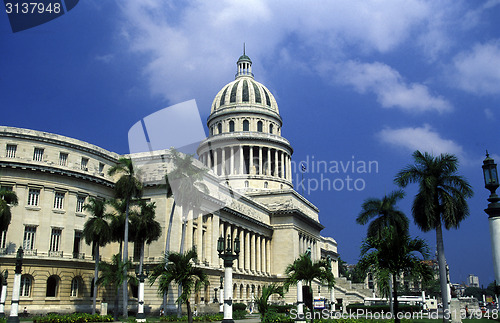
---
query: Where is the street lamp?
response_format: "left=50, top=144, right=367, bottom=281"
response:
left=219, top=276, right=223, bottom=313
left=135, top=265, right=150, bottom=323
left=217, top=234, right=240, bottom=323
left=0, top=270, right=8, bottom=317
left=483, top=151, right=500, bottom=298
left=8, top=247, right=23, bottom=323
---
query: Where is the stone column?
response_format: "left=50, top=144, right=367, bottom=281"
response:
left=249, top=146, right=254, bottom=175
left=239, top=146, right=244, bottom=175
left=239, top=230, right=244, bottom=271
left=274, top=150, right=279, bottom=177
left=267, top=149, right=271, bottom=176
left=230, top=147, right=234, bottom=175
left=251, top=233, right=256, bottom=272
left=245, top=231, right=250, bottom=271
left=266, top=239, right=271, bottom=273
left=232, top=226, right=238, bottom=269
left=256, top=235, right=261, bottom=273
left=197, top=214, right=203, bottom=261
left=258, top=147, right=262, bottom=175
left=214, top=149, right=219, bottom=175
left=281, top=152, right=285, bottom=179
left=222, top=148, right=226, bottom=175
left=261, top=237, right=266, bottom=273
left=208, top=151, right=212, bottom=169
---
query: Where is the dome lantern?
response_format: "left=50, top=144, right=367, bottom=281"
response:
left=236, top=44, right=253, bottom=78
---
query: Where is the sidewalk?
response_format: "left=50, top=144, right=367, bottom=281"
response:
left=230, top=313, right=260, bottom=323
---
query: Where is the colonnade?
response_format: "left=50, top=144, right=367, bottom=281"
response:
left=298, top=233, right=321, bottom=261
left=180, top=212, right=271, bottom=274
left=200, top=145, right=292, bottom=180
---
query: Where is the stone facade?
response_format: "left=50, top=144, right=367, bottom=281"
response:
left=0, top=54, right=371, bottom=315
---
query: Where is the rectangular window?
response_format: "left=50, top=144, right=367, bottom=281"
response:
left=50, top=228, right=62, bottom=251
left=73, top=231, right=82, bottom=258
left=81, top=157, right=89, bottom=171
left=0, top=230, right=6, bottom=249
left=23, top=226, right=36, bottom=250
left=76, top=196, right=85, bottom=213
left=21, top=276, right=31, bottom=297
left=33, top=148, right=44, bottom=161
left=99, top=162, right=104, bottom=174
left=27, top=189, right=40, bottom=206
left=0, top=185, right=13, bottom=192
left=71, top=278, right=79, bottom=297
left=53, top=192, right=64, bottom=209
left=59, top=152, right=68, bottom=166
left=5, top=144, right=17, bottom=158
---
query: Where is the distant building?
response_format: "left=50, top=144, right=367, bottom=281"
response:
left=467, top=274, right=479, bottom=288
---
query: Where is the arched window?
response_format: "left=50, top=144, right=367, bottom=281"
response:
left=244, top=181, right=249, bottom=188
left=130, top=280, right=138, bottom=299
left=21, top=275, right=32, bottom=297
left=269, top=124, right=273, bottom=134
left=90, top=277, right=95, bottom=298
left=257, top=121, right=263, bottom=132
left=71, top=277, right=81, bottom=297
left=243, top=120, right=249, bottom=131
left=46, top=275, right=59, bottom=297
left=210, top=126, right=214, bottom=136
left=264, top=182, right=268, bottom=189
left=229, top=120, right=235, bottom=132
left=217, top=123, right=222, bottom=134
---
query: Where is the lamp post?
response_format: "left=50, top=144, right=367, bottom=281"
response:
left=219, top=276, right=223, bottom=313
left=135, top=265, right=149, bottom=323
left=217, top=234, right=240, bottom=323
left=483, top=151, right=500, bottom=295
left=8, top=247, right=23, bottom=323
left=0, top=270, right=8, bottom=317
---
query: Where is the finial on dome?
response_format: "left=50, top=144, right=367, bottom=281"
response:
left=236, top=45, right=253, bottom=78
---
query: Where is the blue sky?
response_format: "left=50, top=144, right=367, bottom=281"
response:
left=2, top=0, right=500, bottom=286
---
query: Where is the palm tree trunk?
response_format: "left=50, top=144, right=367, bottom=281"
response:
left=162, top=201, right=176, bottom=314
left=92, top=243, right=99, bottom=315
left=187, top=299, right=192, bottom=323
left=177, top=206, right=187, bottom=318
left=139, top=240, right=144, bottom=274
left=393, top=274, right=399, bottom=323
left=436, top=223, right=450, bottom=322
left=389, top=274, right=393, bottom=314
left=114, top=288, right=119, bottom=321
left=123, top=197, right=130, bottom=318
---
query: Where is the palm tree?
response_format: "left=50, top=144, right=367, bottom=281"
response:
left=108, top=157, right=143, bottom=318
left=394, top=151, right=473, bottom=316
left=149, top=248, right=209, bottom=323
left=356, top=190, right=409, bottom=239
left=0, top=188, right=18, bottom=232
left=356, top=190, right=409, bottom=313
left=163, top=149, right=208, bottom=317
left=82, top=197, right=113, bottom=314
left=283, top=252, right=335, bottom=322
left=97, top=254, right=136, bottom=320
left=108, top=198, right=127, bottom=256
left=255, top=283, right=284, bottom=319
left=130, top=200, right=161, bottom=274
left=358, top=227, right=433, bottom=323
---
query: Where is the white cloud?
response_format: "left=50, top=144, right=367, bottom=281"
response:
left=116, top=0, right=459, bottom=105
left=95, top=54, right=114, bottom=63
left=485, top=108, right=495, bottom=120
left=452, top=40, right=500, bottom=95
left=378, top=124, right=466, bottom=161
left=333, top=61, right=452, bottom=113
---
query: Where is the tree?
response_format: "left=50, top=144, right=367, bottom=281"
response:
left=254, top=283, right=284, bottom=320
left=97, top=254, right=136, bottom=320
left=163, top=149, right=208, bottom=317
left=356, top=190, right=409, bottom=240
left=283, top=252, right=335, bottom=321
left=130, top=200, right=161, bottom=274
left=108, top=157, right=143, bottom=318
left=82, top=197, right=113, bottom=314
left=356, top=190, right=409, bottom=313
left=149, top=248, right=209, bottom=323
left=358, top=227, right=433, bottom=323
left=395, top=151, right=473, bottom=317
left=0, top=187, right=18, bottom=232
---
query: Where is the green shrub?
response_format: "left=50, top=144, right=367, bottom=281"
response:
left=268, top=304, right=293, bottom=314
left=33, top=313, right=113, bottom=323
left=233, top=310, right=246, bottom=320
left=232, top=302, right=247, bottom=312
left=262, top=309, right=293, bottom=323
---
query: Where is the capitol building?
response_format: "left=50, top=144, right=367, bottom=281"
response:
left=0, top=54, right=372, bottom=314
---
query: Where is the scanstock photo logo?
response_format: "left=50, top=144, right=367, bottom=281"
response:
left=292, top=155, right=379, bottom=194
